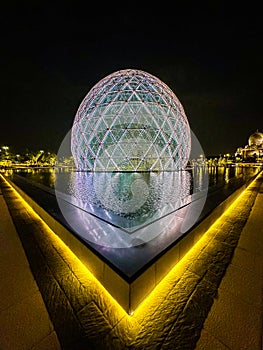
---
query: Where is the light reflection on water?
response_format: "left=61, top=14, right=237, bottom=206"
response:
left=5, top=164, right=261, bottom=248
left=8, top=166, right=208, bottom=229
left=9, top=165, right=260, bottom=223
left=54, top=169, right=203, bottom=231
left=68, top=171, right=191, bottom=219
left=54, top=168, right=208, bottom=247
left=7, top=165, right=260, bottom=228
left=9, top=164, right=259, bottom=192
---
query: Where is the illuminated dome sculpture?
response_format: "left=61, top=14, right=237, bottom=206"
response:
left=71, top=69, right=191, bottom=171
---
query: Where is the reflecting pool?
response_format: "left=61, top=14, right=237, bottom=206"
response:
left=4, top=160, right=261, bottom=249
left=5, top=163, right=261, bottom=249
left=57, top=170, right=197, bottom=230
left=2, top=164, right=261, bottom=276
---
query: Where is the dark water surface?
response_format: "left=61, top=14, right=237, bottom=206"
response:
left=2, top=164, right=262, bottom=274
left=10, top=164, right=260, bottom=192
left=7, top=164, right=260, bottom=230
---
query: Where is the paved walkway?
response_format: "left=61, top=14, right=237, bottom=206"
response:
left=0, top=183, right=61, bottom=349
left=0, top=171, right=262, bottom=349
left=195, top=174, right=263, bottom=349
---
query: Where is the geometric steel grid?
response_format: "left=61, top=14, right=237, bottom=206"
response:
left=71, top=69, right=191, bottom=171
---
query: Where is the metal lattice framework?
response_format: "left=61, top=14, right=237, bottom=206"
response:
left=71, top=69, right=191, bottom=171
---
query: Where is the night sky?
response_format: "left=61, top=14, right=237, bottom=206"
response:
left=1, top=2, right=262, bottom=157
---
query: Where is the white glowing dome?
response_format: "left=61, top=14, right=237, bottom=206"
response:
left=71, top=69, right=191, bottom=171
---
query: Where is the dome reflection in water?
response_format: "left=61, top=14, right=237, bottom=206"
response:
left=55, top=128, right=208, bottom=248
left=67, top=171, right=192, bottom=230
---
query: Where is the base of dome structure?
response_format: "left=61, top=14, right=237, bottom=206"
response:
left=3, top=169, right=259, bottom=314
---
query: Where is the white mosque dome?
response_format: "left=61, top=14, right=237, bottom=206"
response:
left=248, top=131, right=263, bottom=147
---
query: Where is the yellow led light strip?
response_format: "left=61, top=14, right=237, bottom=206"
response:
left=0, top=170, right=261, bottom=324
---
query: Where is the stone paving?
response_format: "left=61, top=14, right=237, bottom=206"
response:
left=195, top=174, right=263, bottom=349
left=0, top=181, right=61, bottom=349
left=0, top=172, right=262, bottom=349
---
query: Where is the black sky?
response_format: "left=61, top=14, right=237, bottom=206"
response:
left=1, top=2, right=262, bottom=156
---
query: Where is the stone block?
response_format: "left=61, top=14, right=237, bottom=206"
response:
left=103, top=265, right=130, bottom=312
left=155, top=243, right=179, bottom=285
left=130, top=264, right=155, bottom=313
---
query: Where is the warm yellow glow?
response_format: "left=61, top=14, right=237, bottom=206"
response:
left=132, top=172, right=261, bottom=318
left=0, top=174, right=128, bottom=320
left=0, top=170, right=261, bottom=331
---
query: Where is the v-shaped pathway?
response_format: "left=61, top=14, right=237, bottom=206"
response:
left=0, top=171, right=262, bottom=349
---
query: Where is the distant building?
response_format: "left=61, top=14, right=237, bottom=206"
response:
left=235, top=130, right=263, bottom=162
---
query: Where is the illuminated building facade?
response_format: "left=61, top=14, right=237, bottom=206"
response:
left=71, top=69, right=191, bottom=171
left=235, top=130, right=263, bottom=161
